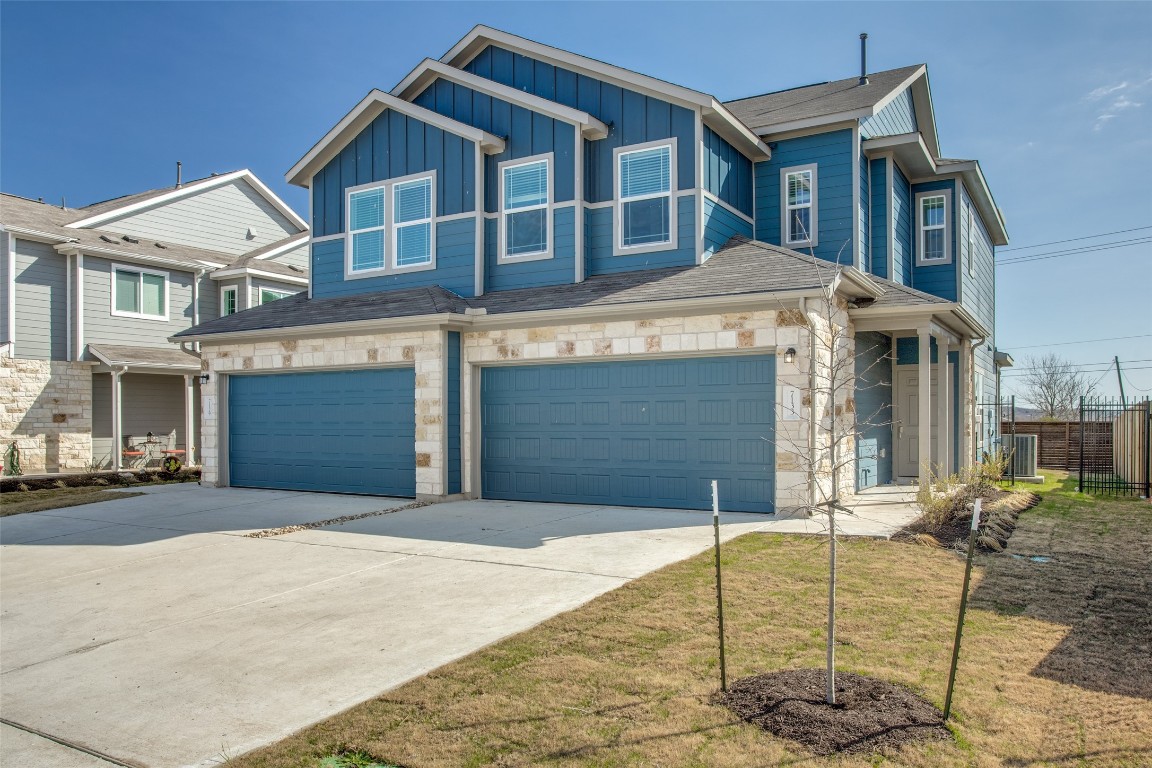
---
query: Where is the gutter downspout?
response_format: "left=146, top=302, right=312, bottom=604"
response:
left=192, top=268, right=204, bottom=353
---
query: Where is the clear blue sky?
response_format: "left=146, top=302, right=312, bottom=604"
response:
left=3, top=1, right=1150, bottom=401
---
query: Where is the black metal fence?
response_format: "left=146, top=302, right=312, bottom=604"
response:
left=977, top=396, right=1015, bottom=485
left=1078, top=397, right=1151, bottom=497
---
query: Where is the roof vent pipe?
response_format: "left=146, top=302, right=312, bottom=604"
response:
left=176, top=161, right=183, bottom=189
left=859, top=33, right=869, bottom=86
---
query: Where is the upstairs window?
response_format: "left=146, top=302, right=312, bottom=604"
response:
left=917, top=192, right=950, bottom=264
left=780, top=164, right=818, bottom=247
left=346, top=173, right=436, bottom=277
left=112, top=265, right=167, bottom=320
left=221, top=286, right=237, bottom=317
left=394, top=177, right=433, bottom=268
left=259, top=288, right=293, bottom=305
left=617, top=142, right=674, bottom=253
left=501, top=157, right=550, bottom=259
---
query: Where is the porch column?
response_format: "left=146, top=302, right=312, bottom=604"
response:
left=184, top=374, right=196, bottom=466
left=917, top=327, right=932, bottom=486
left=936, top=336, right=951, bottom=476
left=959, top=339, right=973, bottom=469
left=111, top=367, right=125, bottom=471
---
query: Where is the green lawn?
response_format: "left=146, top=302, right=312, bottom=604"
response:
left=0, top=485, right=146, bottom=516
left=230, top=472, right=1152, bottom=768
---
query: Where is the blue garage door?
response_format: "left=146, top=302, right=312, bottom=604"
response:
left=228, top=368, right=415, bottom=496
left=481, top=356, right=775, bottom=513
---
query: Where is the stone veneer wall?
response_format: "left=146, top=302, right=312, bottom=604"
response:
left=197, top=331, right=445, bottom=494
left=1, top=350, right=93, bottom=474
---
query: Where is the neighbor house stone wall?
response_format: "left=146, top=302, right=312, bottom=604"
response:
left=461, top=308, right=815, bottom=515
left=1, top=349, right=93, bottom=474
left=197, top=330, right=445, bottom=495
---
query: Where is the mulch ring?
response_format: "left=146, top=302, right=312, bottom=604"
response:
left=717, top=669, right=951, bottom=756
left=894, top=489, right=1041, bottom=552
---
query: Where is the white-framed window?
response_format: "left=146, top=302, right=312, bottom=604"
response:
left=780, top=163, right=818, bottom=247
left=111, top=264, right=168, bottom=320
left=499, top=154, right=552, bottom=261
left=615, top=139, right=677, bottom=256
left=916, top=189, right=951, bottom=265
left=220, top=285, right=238, bottom=317
left=259, top=288, right=293, bottom=305
left=344, top=171, right=437, bottom=277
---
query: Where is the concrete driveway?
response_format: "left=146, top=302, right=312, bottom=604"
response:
left=0, top=484, right=771, bottom=768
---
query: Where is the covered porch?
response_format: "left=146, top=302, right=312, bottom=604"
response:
left=88, top=344, right=202, bottom=471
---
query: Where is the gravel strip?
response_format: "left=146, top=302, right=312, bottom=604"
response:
left=245, top=500, right=430, bottom=538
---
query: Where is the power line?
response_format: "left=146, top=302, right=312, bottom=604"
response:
left=998, top=225, right=1152, bottom=252
left=999, top=236, right=1152, bottom=263
left=1006, top=333, right=1152, bottom=350
left=1004, top=358, right=1152, bottom=373
left=997, top=238, right=1152, bottom=266
left=1122, top=370, right=1152, bottom=393
left=1001, top=364, right=1152, bottom=378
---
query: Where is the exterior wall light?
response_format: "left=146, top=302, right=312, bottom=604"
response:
left=784, top=348, right=797, bottom=364
left=197, top=373, right=211, bottom=384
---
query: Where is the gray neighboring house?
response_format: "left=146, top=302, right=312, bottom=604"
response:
left=1, top=170, right=309, bottom=474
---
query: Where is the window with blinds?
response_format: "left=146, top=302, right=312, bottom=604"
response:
left=502, top=158, right=549, bottom=258
left=920, top=195, right=947, bottom=261
left=785, top=169, right=814, bottom=244
left=346, top=174, right=436, bottom=274
left=618, top=144, right=672, bottom=248
left=112, top=266, right=167, bottom=319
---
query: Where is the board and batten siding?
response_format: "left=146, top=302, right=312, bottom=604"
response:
left=95, top=179, right=299, bottom=256
left=82, top=256, right=196, bottom=348
left=91, top=371, right=196, bottom=469
left=703, top=126, right=754, bottom=217
left=311, top=108, right=478, bottom=238
left=585, top=194, right=697, bottom=276
left=859, top=147, right=869, bottom=270
left=312, top=217, right=476, bottom=298
left=462, top=44, right=697, bottom=202
left=702, top=197, right=753, bottom=257
left=412, top=77, right=576, bottom=212
left=860, top=88, right=918, bottom=139
left=854, top=331, right=893, bottom=489
left=869, top=158, right=888, bottom=278
left=483, top=206, right=577, bottom=291
left=754, top=129, right=855, bottom=265
left=13, top=238, right=68, bottom=360
left=891, top=162, right=912, bottom=285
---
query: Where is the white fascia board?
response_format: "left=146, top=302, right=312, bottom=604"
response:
left=440, top=25, right=763, bottom=157
left=246, top=233, right=310, bottom=261
left=0, top=225, right=78, bottom=245
left=838, top=267, right=885, bottom=299
left=869, top=65, right=928, bottom=117
left=286, top=90, right=506, bottom=188
left=909, top=73, right=941, bottom=159
left=850, top=303, right=990, bottom=341
left=702, top=100, right=771, bottom=160
left=53, top=242, right=215, bottom=271
left=393, top=59, right=609, bottom=140
left=65, top=170, right=307, bottom=232
left=209, top=266, right=308, bottom=286
left=862, top=133, right=937, bottom=178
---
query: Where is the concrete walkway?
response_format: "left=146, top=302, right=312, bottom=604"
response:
left=0, top=484, right=773, bottom=768
left=754, top=485, right=921, bottom=537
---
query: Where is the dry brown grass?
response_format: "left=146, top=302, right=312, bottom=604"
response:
left=231, top=472, right=1152, bottom=768
left=0, top=486, right=145, bottom=517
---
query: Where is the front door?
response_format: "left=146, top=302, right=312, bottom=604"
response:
left=895, top=367, right=939, bottom=478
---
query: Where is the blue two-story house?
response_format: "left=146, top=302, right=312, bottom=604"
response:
left=176, top=25, right=1008, bottom=515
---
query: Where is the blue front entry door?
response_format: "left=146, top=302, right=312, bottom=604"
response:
left=481, top=356, right=775, bottom=513
left=228, top=368, right=416, bottom=496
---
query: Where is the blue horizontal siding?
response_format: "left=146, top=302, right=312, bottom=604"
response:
left=754, top=129, right=854, bottom=265
left=463, top=44, right=696, bottom=202
left=702, top=197, right=753, bottom=257
left=860, top=87, right=918, bottom=139
left=910, top=178, right=957, bottom=301
left=586, top=194, right=697, bottom=275
left=311, top=217, right=476, bottom=298
left=892, top=162, right=912, bottom=285
left=703, top=125, right=754, bottom=217
left=869, top=158, right=888, bottom=279
left=312, top=109, right=476, bottom=237
left=485, top=205, right=577, bottom=291
left=412, top=78, right=575, bottom=212
left=958, top=183, right=996, bottom=337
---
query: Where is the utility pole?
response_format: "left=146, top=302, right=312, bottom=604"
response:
left=1116, top=357, right=1126, bottom=407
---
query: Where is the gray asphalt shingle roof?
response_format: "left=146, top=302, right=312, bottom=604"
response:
left=88, top=343, right=201, bottom=370
left=175, top=237, right=947, bottom=340
left=75, top=172, right=239, bottom=217
left=723, top=64, right=924, bottom=133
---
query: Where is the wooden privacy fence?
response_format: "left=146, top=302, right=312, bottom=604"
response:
left=1004, top=420, right=1096, bottom=470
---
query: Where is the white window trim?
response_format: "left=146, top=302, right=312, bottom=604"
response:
left=614, top=138, right=678, bottom=257
left=343, top=170, right=438, bottom=279
left=220, top=285, right=238, bottom=317
left=498, top=152, right=554, bottom=264
left=780, top=163, right=819, bottom=249
left=915, top=188, right=952, bottom=266
left=257, top=287, right=294, bottom=305
left=110, top=263, right=170, bottom=321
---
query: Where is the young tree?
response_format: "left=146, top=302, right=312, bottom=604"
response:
left=1017, top=353, right=1096, bottom=419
